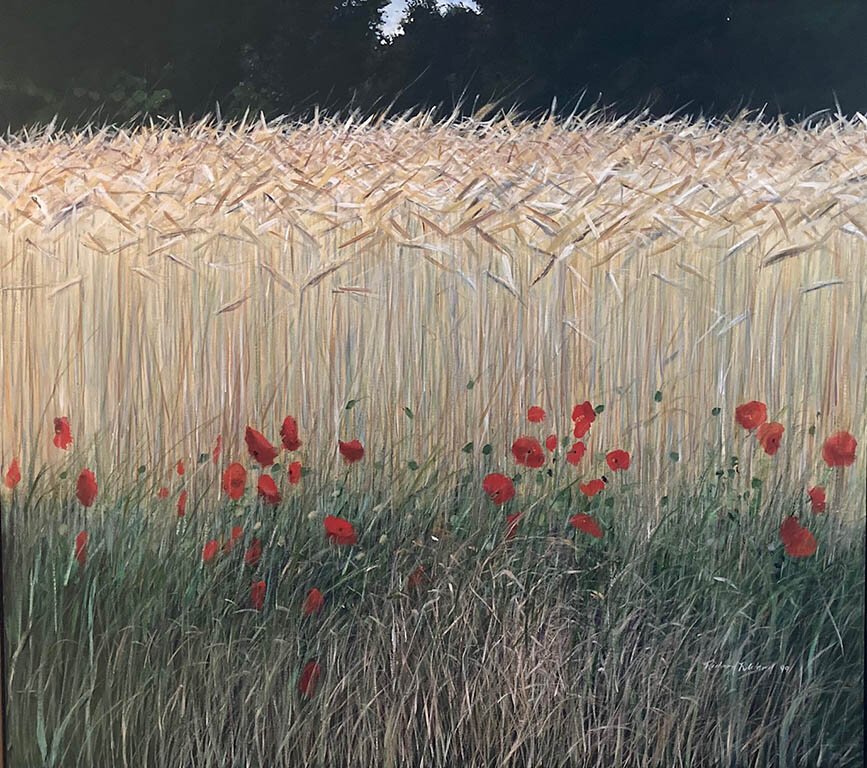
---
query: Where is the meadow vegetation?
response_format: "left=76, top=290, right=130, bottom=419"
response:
left=0, top=111, right=865, bottom=766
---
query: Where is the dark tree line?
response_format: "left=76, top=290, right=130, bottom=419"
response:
left=1, top=0, right=865, bottom=130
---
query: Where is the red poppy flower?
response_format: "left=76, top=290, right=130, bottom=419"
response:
left=572, top=401, right=596, bottom=423
left=735, top=401, right=767, bottom=431
left=4, top=458, right=21, bottom=490
left=298, top=660, right=321, bottom=699
left=74, top=530, right=88, bottom=566
left=527, top=406, right=546, bottom=423
left=756, top=422, right=784, bottom=456
left=302, top=588, right=324, bottom=617
left=545, top=435, right=558, bottom=452
left=222, top=462, right=247, bottom=500
left=807, top=486, right=826, bottom=514
left=573, top=417, right=594, bottom=439
left=53, top=417, right=73, bottom=450
left=288, top=461, right=302, bottom=485
left=257, top=475, right=281, bottom=505
left=579, top=478, right=606, bottom=497
left=338, top=439, right=364, bottom=464
left=224, top=525, right=244, bottom=553
left=157, top=486, right=169, bottom=499
left=511, top=437, right=545, bottom=468
left=177, top=490, right=187, bottom=517
left=606, top=449, right=631, bottom=471
left=245, top=427, right=278, bottom=467
left=779, top=516, right=817, bottom=558
left=482, top=473, right=515, bottom=505
left=324, top=515, right=358, bottom=546
left=244, top=537, right=262, bottom=566
left=505, top=511, right=523, bottom=540
left=76, top=469, right=98, bottom=507
left=176, top=460, right=185, bottom=476
left=566, top=441, right=586, bottom=466
left=212, top=435, right=222, bottom=465
left=569, top=513, right=603, bottom=538
left=822, top=431, right=857, bottom=468
left=280, top=416, right=301, bottom=452
left=202, top=539, right=219, bottom=563
left=250, top=580, right=266, bottom=611
left=571, top=401, right=596, bottom=439
left=407, top=565, right=427, bottom=590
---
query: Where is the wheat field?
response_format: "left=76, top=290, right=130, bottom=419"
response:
left=1, top=109, right=865, bottom=500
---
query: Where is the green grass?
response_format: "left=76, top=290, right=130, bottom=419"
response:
left=1, top=447, right=864, bottom=768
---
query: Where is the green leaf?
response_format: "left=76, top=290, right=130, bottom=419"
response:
left=461, top=442, right=474, bottom=454
left=727, top=468, right=736, bottom=479
left=59, top=471, right=67, bottom=480
left=669, top=451, right=679, bottom=462
left=751, top=477, right=763, bottom=490
left=536, top=471, right=545, bottom=484
left=407, top=460, right=419, bottom=471
left=653, top=390, right=663, bottom=403
left=198, top=453, right=209, bottom=465
left=136, top=465, right=147, bottom=474
left=660, top=495, right=669, bottom=506
left=594, top=404, right=605, bottom=414
left=808, top=425, right=816, bottom=436
left=561, top=436, right=571, bottom=448
left=512, top=473, right=522, bottom=483
left=481, top=444, right=493, bottom=456
left=300, top=467, right=312, bottom=477
left=730, top=455, right=739, bottom=466
left=271, top=463, right=282, bottom=474
left=404, top=406, right=414, bottom=419
left=711, top=407, right=721, bottom=416
left=466, top=380, right=475, bottom=390
left=604, top=496, right=615, bottom=508
left=345, top=399, right=357, bottom=410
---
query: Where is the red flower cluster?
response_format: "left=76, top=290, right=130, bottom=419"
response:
left=302, top=588, right=324, bottom=617
left=572, top=401, right=596, bottom=439
left=4, top=458, right=20, bottom=490
left=281, top=416, right=302, bottom=452
left=807, top=486, right=826, bottom=513
left=339, top=440, right=364, bottom=464
left=288, top=461, right=302, bottom=485
left=177, top=490, right=187, bottom=517
left=505, top=511, right=523, bottom=540
left=512, top=437, right=545, bottom=468
left=324, top=515, right=357, bottom=546
left=779, top=516, right=817, bottom=558
left=53, top=417, right=73, bottom=450
left=244, top=537, right=262, bottom=566
left=250, top=580, right=266, bottom=611
left=527, top=406, right=546, bottom=423
left=257, top=475, right=281, bottom=505
left=569, top=513, right=603, bottom=538
left=822, top=431, right=857, bottom=468
left=202, top=540, right=219, bottom=563
left=76, top=469, right=98, bottom=507
left=483, top=473, right=515, bottom=505
left=299, top=661, right=321, bottom=699
left=74, top=531, right=88, bottom=566
left=222, top=463, right=247, bottom=500
left=245, top=427, right=278, bottom=467
left=566, top=442, right=585, bottom=466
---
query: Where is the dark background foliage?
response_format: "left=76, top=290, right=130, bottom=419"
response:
left=1, top=0, right=865, bottom=129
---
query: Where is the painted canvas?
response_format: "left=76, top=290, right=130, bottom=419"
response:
left=0, top=2, right=864, bottom=766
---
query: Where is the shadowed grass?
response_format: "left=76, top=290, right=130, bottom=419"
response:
left=2, top=456, right=863, bottom=768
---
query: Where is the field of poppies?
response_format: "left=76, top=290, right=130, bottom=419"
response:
left=1, top=113, right=865, bottom=766
left=1, top=397, right=863, bottom=767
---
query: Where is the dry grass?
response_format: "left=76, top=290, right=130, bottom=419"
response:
left=1, top=109, right=865, bottom=503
